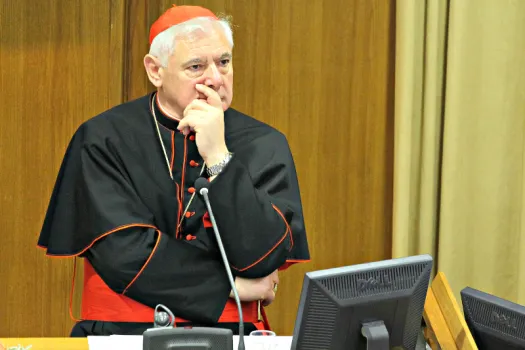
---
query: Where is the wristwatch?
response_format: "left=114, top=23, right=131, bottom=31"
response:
left=206, top=152, right=233, bottom=177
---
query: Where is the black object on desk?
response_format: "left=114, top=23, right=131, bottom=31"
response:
left=290, top=254, right=434, bottom=350
left=143, top=327, right=233, bottom=350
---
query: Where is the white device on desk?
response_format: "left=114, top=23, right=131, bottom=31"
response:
left=88, top=335, right=292, bottom=350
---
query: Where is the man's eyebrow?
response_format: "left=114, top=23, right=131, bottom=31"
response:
left=181, top=57, right=205, bottom=66
left=181, top=53, right=231, bottom=67
left=218, top=52, right=232, bottom=60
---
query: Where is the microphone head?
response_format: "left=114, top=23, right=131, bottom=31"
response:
left=194, top=177, right=210, bottom=194
left=154, top=311, right=170, bottom=328
left=153, top=304, right=175, bottom=328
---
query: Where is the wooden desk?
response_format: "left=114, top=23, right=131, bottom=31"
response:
left=0, top=338, right=88, bottom=350
left=3, top=285, right=473, bottom=350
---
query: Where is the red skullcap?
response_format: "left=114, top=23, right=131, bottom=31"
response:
left=149, top=4, right=218, bottom=45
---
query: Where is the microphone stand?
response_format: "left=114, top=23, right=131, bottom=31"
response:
left=199, top=186, right=245, bottom=350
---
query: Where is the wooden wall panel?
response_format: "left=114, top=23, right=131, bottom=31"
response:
left=0, top=0, right=124, bottom=337
left=123, top=1, right=162, bottom=101
left=130, top=0, right=396, bottom=335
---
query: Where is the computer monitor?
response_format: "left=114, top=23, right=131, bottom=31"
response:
left=290, top=254, right=433, bottom=350
left=461, top=286, right=525, bottom=349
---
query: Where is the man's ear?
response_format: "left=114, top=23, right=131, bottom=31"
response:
left=144, top=54, right=164, bottom=88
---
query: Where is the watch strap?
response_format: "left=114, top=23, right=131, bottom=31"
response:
left=206, top=152, right=233, bottom=177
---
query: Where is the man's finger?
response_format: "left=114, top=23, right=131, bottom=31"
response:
left=178, top=111, right=205, bottom=127
left=177, top=116, right=195, bottom=132
left=178, top=112, right=207, bottom=134
left=187, top=99, right=211, bottom=113
left=183, top=101, right=205, bottom=119
left=195, top=84, right=222, bottom=108
left=262, top=291, right=276, bottom=306
left=270, top=269, right=279, bottom=284
left=184, top=99, right=210, bottom=114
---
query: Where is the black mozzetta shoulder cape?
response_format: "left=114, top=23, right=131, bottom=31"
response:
left=37, top=93, right=310, bottom=324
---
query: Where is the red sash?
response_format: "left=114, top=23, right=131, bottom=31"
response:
left=80, top=260, right=268, bottom=330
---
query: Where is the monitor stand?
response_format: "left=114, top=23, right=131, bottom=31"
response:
left=361, top=321, right=389, bottom=350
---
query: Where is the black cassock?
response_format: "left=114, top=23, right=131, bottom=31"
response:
left=37, top=93, right=310, bottom=335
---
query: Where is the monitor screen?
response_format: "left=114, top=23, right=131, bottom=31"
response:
left=461, top=286, right=525, bottom=349
left=291, top=254, right=433, bottom=350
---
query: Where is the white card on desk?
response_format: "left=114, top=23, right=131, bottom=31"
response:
left=87, top=336, right=112, bottom=350
left=88, top=335, right=142, bottom=350
left=240, top=335, right=293, bottom=349
left=88, top=335, right=293, bottom=350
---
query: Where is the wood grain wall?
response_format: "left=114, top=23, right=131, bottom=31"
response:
left=0, top=0, right=395, bottom=337
left=0, top=0, right=125, bottom=337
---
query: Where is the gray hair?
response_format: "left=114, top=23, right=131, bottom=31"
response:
left=149, top=16, right=234, bottom=67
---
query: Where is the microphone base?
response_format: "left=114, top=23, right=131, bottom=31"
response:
left=143, top=326, right=233, bottom=350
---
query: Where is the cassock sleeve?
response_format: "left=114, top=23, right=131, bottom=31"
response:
left=208, top=131, right=310, bottom=278
left=84, top=226, right=231, bottom=323
left=38, top=124, right=231, bottom=323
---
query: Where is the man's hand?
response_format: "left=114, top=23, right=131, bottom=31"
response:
left=178, top=84, right=229, bottom=166
left=231, top=270, right=279, bottom=306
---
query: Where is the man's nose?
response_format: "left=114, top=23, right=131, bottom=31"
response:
left=203, top=64, right=222, bottom=90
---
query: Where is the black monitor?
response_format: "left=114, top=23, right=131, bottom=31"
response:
left=290, top=254, right=433, bottom=350
left=461, top=286, right=525, bottom=349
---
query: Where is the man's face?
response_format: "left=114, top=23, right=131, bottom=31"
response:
left=160, top=23, right=233, bottom=116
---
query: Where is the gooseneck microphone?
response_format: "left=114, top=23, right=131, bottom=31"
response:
left=194, top=177, right=245, bottom=350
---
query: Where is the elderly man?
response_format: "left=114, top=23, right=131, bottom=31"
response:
left=38, top=4, right=309, bottom=336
